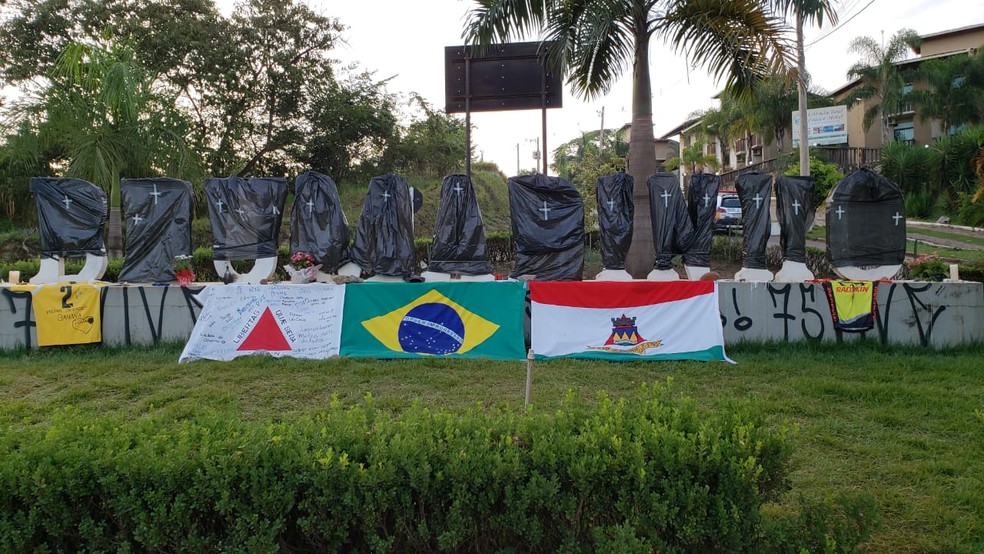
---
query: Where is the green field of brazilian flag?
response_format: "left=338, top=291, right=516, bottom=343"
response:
left=340, top=281, right=527, bottom=360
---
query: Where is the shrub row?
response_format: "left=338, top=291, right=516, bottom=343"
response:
left=0, top=384, right=875, bottom=552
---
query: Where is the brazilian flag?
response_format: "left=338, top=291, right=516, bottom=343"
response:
left=340, top=281, right=527, bottom=360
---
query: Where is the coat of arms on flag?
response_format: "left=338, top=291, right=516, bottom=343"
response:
left=529, top=281, right=733, bottom=362
left=589, top=313, right=663, bottom=354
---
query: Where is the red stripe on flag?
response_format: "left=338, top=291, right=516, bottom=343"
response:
left=529, top=281, right=714, bottom=308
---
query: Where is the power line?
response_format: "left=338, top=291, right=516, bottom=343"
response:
left=805, top=0, right=878, bottom=50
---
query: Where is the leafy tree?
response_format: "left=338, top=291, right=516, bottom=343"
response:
left=768, top=0, right=838, bottom=175
left=465, top=0, right=789, bottom=277
left=907, top=52, right=984, bottom=135
left=845, top=28, right=922, bottom=145
left=551, top=131, right=626, bottom=231
left=665, top=142, right=720, bottom=174
left=299, top=71, right=399, bottom=184
left=390, top=94, right=468, bottom=180
left=1, top=40, right=200, bottom=256
left=783, top=156, right=842, bottom=208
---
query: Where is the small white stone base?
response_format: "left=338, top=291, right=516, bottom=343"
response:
left=30, top=253, right=108, bottom=284
left=834, top=265, right=901, bottom=281
left=316, top=261, right=363, bottom=282
left=214, top=257, right=278, bottom=284
left=646, top=268, right=680, bottom=281
left=594, top=269, right=633, bottom=281
left=734, top=267, right=774, bottom=282
left=419, top=271, right=495, bottom=282
left=684, top=265, right=710, bottom=280
left=774, top=261, right=815, bottom=282
left=365, top=274, right=406, bottom=283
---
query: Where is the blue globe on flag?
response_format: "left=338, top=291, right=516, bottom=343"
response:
left=398, top=302, right=465, bottom=354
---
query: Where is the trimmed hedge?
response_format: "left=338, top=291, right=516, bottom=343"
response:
left=0, top=384, right=875, bottom=552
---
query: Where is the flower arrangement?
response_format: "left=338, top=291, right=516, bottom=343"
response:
left=173, top=254, right=195, bottom=286
left=289, top=251, right=316, bottom=269
left=905, top=253, right=949, bottom=281
left=284, top=251, right=321, bottom=283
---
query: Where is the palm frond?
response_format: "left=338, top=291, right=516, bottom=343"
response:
left=656, top=0, right=793, bottom=97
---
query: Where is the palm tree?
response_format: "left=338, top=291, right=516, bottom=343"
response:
left=845, top=29, right=922, bottom=145
left=465, top=0, right=789, bottom=277
left=665, top=142, right=721, bottom=175
left=769, top=0, right=838, bottom=176
left=907, top=53, right=984, bottom=135
left=3, top=40, right=199, bottom=256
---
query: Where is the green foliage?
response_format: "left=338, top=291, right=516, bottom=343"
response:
left=388, top=94, right=467, bottom=180
left=784, top=156, right=844, bottom=208
left=0, top=382, right=882, bottom=552
left=956, top=191, right=984, bottom=227
left=905, top=253, right=950, bottom=281
left=551, top=132, right=627, bottom=231
left=879, top=140, right=933, bottom=192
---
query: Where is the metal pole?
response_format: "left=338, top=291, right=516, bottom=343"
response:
left=541, top=69, right=548, bottom=175
left=516, top=143, right=520, bottom=175
left=465, top=53, right=472, bottom=178
left=524, top=349, right=534, bottom=408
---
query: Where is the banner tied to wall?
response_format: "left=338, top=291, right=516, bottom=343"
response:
left=340, top=281, right=527, bottom=360
left=179, top=284, right=345, bottom=363
left=529, top=281, right=733, bottom=362
left=821, top=280, right=878, bottom=332
left=11, top=282, right=106, bottom=347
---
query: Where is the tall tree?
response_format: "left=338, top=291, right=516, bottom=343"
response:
left=465, top=0, right=789, bottom=277
left=845, top=28, right=921, bottom=145
left=2, top=40, right=200, bottom=256
left=769, top=0, right=838, bottom=176
left=907, top=52, right=984, bottom=135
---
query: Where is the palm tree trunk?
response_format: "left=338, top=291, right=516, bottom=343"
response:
left=796, top=14, right=810, bottom=176
left=107, top=206, right=123, bottom=258
left=625, top=32, right=658, bottom=278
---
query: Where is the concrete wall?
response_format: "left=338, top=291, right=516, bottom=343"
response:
left=2, top=282, right=982, bottom=352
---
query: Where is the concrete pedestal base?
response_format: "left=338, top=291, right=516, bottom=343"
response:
left=30, top=253, right=108, bottom=284
left=734, top=267, right=774, bottom=282
left=684, top=265, right=710, bottom=280
left=213, top=257, right=277, bottom=284
left=594, top=269, right=633, bottom=281
left=420, top=271, right=496, bottom=282
left=774, top=261, right=815, bottom=282
left=646, top=269, right=680, bottom=281
left=834, top=265, right=901, bottom=281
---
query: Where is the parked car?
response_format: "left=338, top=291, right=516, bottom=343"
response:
left=715, top=192, right=742, bottom=232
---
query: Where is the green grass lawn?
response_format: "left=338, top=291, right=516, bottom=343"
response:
left=910, top=227, right=984, bottom=247
left=1, top=342, right=982, bottom=553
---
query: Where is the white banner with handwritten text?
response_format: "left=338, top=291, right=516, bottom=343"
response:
left=179, top=284, right=345, bottom=363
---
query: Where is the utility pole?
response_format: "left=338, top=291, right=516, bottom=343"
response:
left=598, top=106, right=605, bottom=151
left=516, top=143, right=520, bottom=175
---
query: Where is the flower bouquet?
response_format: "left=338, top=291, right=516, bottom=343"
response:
left=173, top=255, right=196, bottom=286
left=284, top=251, right=322, bottom=283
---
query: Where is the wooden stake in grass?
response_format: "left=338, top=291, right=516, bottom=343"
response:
left=525, top=349, right=534, bottom=409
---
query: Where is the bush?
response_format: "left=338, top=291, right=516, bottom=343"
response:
left=785, top=157, right=844, bottom=209
left=0, top=383, right=875, bottom=552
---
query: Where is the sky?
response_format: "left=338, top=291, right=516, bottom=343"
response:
left=215, top=0, right=984, bottom=176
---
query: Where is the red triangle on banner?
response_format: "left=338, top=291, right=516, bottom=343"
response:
left=237, top=307, right=292, bottom=352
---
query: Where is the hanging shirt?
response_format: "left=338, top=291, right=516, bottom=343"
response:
left=11, top=282, right=105, bottom=346
left=821, top=280, right=878, bottom=332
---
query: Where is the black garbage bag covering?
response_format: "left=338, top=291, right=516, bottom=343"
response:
left=685, top=173, right=720, bottom=268
left=825, top=168, right=905, bottom=267
left=118, top=178, right=193, bottom=283
left=775, top=175, right=814, bottom=264
left=507, top=174, right=584, bottom=281
left=428, top=174, right=493, bottom=275
left=647, top=172, right=694, bottom=271
left=596, top=172, right=634, bottom=270
left=205, top=176, right=286, bottom=261
left=30, top=177, right=107, bottom=259
left=290, top=171, right=351, bottom=273
left=350, top=174, right=415, bottom=277
left=736, top=172, right=773, bottom=270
